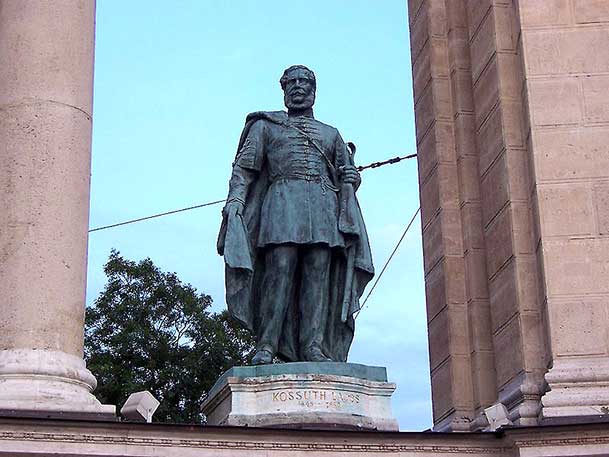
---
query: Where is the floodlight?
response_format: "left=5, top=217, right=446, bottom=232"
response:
left=483, top=402, right=512, bottom=431
left=120, top=390, right=160, bottom=423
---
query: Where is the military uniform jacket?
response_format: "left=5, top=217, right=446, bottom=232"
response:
left=227, top=113, right=350, bottom=248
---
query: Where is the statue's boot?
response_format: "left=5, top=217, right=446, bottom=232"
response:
left=251, top=348, right=273, bottom=365
left=304, top=346, right=332, bottom=362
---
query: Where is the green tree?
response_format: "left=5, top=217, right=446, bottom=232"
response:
left=85, top=250, right=255, bottom=423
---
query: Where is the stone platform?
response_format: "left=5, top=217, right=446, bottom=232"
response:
left=200, top=362, right=399, bottom=431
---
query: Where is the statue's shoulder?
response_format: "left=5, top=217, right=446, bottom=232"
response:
left=236, top=111, right=287, bottom=152
left=245, top=110, right=288, bottom=127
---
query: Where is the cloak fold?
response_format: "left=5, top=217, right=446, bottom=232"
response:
left=217, top=111, right=374, bottom=362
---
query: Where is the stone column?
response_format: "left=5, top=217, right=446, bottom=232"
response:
left=410, top=0, right=609, bottom=430
left=516, top=0, right=609, bottom=420
left=0, top=0, right=114, bottom=415
left=408, top=0, right=550, bottom=430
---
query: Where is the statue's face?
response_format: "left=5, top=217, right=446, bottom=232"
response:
left=283, top=69, right=315, bottom=110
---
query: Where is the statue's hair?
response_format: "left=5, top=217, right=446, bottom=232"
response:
left=279, top=65, right=316, bottom=90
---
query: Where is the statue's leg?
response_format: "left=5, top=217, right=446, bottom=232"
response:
left=256, top=244, right=299, bottom=359
left=299, top=244, right=332, bottom=361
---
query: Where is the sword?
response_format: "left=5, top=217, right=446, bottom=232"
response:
left=341, top=142, right=357, bottom=323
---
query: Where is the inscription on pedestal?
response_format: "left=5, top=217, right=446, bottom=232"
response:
left=271, top=389, right=360, bottom=409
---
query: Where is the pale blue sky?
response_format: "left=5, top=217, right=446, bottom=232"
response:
left=87, top=0, right=430, bottom=430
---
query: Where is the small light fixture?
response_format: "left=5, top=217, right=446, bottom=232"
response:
left=120, top=391, right=160, bottom=423
left=483, top=402, right=512, bottom=431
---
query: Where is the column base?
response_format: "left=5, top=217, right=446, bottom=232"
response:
left=498, top=372, right=544, bottom=426
left=542, top=357, right=609, bottom=418
left=0, top=349, right=115, bottom=417
left=432, top=412, right=475, bottom=432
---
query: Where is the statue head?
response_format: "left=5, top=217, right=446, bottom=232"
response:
left=280, top=65, right=316, bottom=111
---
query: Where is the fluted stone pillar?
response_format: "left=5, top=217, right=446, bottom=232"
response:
left=0, top=0, right=114, bottom=415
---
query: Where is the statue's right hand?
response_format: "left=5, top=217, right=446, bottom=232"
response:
left=222, top=201, right=244, bottom=218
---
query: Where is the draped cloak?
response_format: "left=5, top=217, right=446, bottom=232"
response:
left=217, top=111, right=374, bottom=362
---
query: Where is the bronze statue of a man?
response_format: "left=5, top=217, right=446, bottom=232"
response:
left=217, top=65, right=374, bottom=365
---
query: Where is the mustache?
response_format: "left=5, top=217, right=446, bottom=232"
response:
left=287, top=89, right=311, bottom=97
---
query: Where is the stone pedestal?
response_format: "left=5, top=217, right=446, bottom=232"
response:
left=0, top=0, right=113, bottom=416
left=201, top=362, right=399, bottom=431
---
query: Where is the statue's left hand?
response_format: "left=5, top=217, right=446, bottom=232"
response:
left=340, top=165, right=361, bottom=188
left=223, top=200, right=244, bottom=219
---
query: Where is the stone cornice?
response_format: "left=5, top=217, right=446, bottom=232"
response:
left=2, top=418, right=607, bottom=455
left=0, top=431, right=510, bottom=454
left=508, top=435, right=609, bottom=448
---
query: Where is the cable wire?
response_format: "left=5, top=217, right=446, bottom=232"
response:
left=354, top=206, right=421, bottom=319
left=88, top=153, right=417, bottom=233
left=89, top=199, right=226, bottom=232
left=356, top=153, right=417, bottom=172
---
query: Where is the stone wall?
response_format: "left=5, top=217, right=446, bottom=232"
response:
left=409, top=0, right=609, bottom=430
left=518, top=0, right=609, bottom=419
left=0, top=416, right=607, bottom=457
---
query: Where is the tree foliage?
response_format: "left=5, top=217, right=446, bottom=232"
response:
left=85, top=250, right=255, bottom=423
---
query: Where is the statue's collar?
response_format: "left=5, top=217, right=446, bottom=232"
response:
left=287, top=108, right=314, bottom=118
